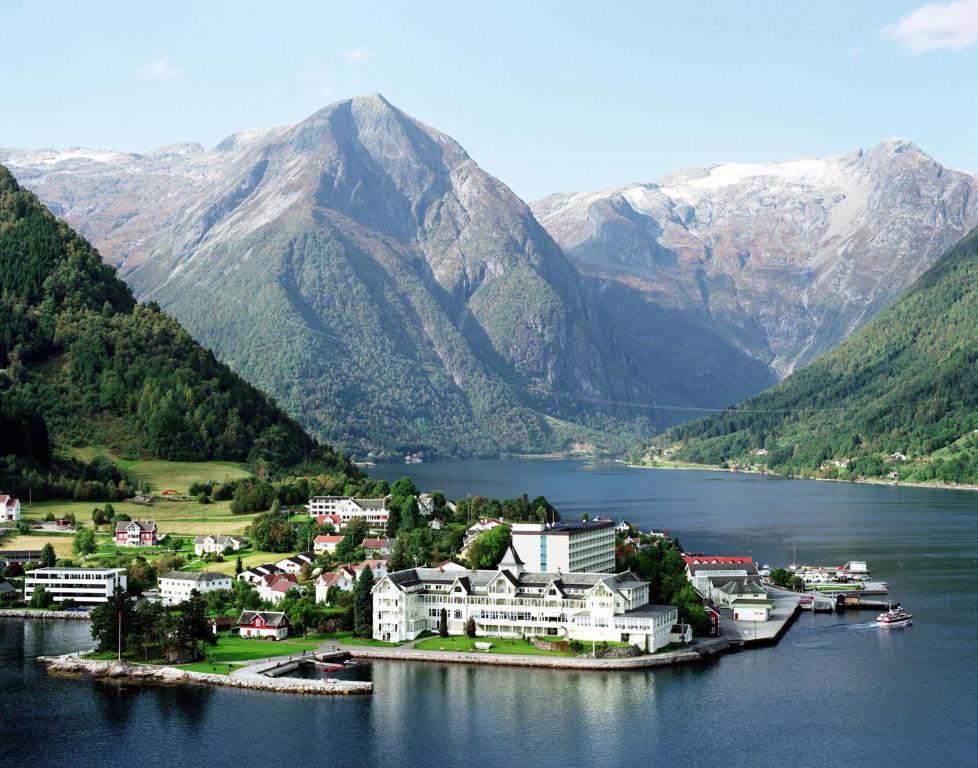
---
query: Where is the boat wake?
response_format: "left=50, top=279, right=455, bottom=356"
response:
left=790, top=620, right=884, bottom=648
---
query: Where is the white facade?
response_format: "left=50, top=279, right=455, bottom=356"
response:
left=193, top=535, right=245, bottom=557
left=372, top=548, right=676, bottom=652
left=511, top=521, right=616, bottom=574
left=306, top=496, right=388, bottom=527
left=24, top=567, right=126, bottom=604
left=158, top=571, right=232, bottom=605
left=0, top=495, right=21, bottom=522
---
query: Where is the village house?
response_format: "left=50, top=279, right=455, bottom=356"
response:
left=275, top=553, right=315, bottom=575
left=313, top=535, right=344, bottom=554
left=257, top=573, right=301, bottom=604
left=372, top=546, right=677, bottom=651
left=684, top=557, right=758, bottom=601
left=314, top=559, right=388, bottom=603
left=0, top=495, right=21, bottom=523
left=208, top=615, right=236, bottom=635
left=237, top=563, right=285, bottom=584
left=316, top=513, right=344, bottom=530
left=428, top=517, right=444, bottom=530
left=114, top=519, right=160, bottom=547
left=511, top=520, right=616, bottom=574
left=712, top=578, right=774, bottom=621
left=193, top=535, right=246, bottom=557
left=615, top=520, right=632, bottom=534
left=361, top=537, right=392, bottom=557
left=417, top=493, right=435, bottom=516
left=306, top=496, right=388, bottom=528
left=462, top=518, right=507, bottom=548
left=238, top=610, right=289, bottom=640
left=158, top=571, right=232, bottom=605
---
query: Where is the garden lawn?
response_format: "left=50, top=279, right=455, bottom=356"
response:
left=177, top=662, right=238, bottom=675
left=413, top=636, right=572, bottom=656
left=200, top=634, right=324, bottom=663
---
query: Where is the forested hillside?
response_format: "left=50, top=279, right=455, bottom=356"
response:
left=655, top=226, right=978, bottom=485
left=0, top=165, right=358, bottom=499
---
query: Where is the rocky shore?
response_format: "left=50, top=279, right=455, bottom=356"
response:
left=39, top=653, right=372, bottom=696
left=0, top=609, right=91, bottom=620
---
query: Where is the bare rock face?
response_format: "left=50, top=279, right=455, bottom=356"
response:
left=0, top=95, right=661, bottom=456
left=533, top=140, right=978, bottom=376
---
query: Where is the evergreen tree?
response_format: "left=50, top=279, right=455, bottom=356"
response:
left=353, top=564, right=374, bottom=638
left=439, top=607, right=448, bottom=637
left=39, top=543, right=56, bottom=568
left=235, top=555, right=243, bottom=575
left=89, top=587, right=137, bottom=654
left=465, top=617, right=476, bottom=638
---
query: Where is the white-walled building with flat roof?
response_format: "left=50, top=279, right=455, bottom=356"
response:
left=158, top=571, right=232, bottom=605
left=306, top=496, right=388, bottom=528
left=511, top=520, right=616, bottom=574
left=24, top=567, right=126, bottom=604
left=371, top=546, right=676, bottom=652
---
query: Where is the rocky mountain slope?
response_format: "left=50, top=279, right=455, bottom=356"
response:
left=533, top=140, right=978, bottom=376
left=657, top=225, right=978, bottom=485
left=1, top=95, right=670, bottom=458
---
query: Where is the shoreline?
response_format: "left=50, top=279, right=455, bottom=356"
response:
left=627, top=461, right=978, bottom=493
left=38, top=652, right=371, bottom=696
left=342, top=639, right=729, bottom=670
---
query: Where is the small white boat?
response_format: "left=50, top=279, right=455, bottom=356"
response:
left=876, top=605, right=912, bottom=628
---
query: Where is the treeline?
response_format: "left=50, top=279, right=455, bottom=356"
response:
left=661, top=227, right=978, bottom=485
left=0, top=164, right=359, bottom=500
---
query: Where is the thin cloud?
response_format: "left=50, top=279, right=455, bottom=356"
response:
left=299, top=63, right=333, bottom=97
left=884, top=0, right=978, bottom=53
left=140, top=56, right=181, bottom=77
left=341, top=47, right=371, bottom=63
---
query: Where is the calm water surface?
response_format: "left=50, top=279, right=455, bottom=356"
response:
left=2, top=460, right=976, bottom=768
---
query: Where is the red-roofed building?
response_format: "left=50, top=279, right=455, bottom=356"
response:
left=361, top=537, right=391, bottom=556
left=257, top=573, right=300, bottom=604
left=316, top=514, right=343, bottom=529
left=682, top=556, right=754, bottom=566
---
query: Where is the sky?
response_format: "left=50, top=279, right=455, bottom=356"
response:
left=2, top=0, right=978, bottom=200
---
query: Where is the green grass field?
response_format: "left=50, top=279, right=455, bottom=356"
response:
left=23, top=497, right=258, bottom=536
left=198, top=633, right=325, bottom=662
left=123, top=459, right=252, bottom=494
left=413, top=636, right=571, bottom=656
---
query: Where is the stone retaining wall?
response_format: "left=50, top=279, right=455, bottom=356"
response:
left=38, top=653, right=371, bottom=696
left=0, top=609, right=90, bottom=620
left=347, top=643, right=725, bottom=670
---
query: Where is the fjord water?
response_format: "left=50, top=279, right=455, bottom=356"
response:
left=3, top=460, right=976, bottom=768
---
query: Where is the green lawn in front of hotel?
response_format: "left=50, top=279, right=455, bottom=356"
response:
left=413, top=635, right=572, bottom=656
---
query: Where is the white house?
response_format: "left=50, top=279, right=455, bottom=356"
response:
left=275, top=553, right=315, bottom=574
left=158, top=571, right=232, bottom=605
left=237, top=563, right=284, bottom=584
left=713, top=578, right=773, bottom=621
left=314, top=559, right=388, bottom=603
left=361, top=537, right=392, bottom=556
left=238, top=611, right=289, bottom=640
left=257, top=573, right=301, bottom=604
left=193, top=535, right=246, bottom=557
left=429, top=518, right=444, bottom=531
left=0, top=495, right=21, bottom=523
left=306, top=496, right=388, bottom=528
left=684, top=558, right=758, bottom=601
left=511, top=520, right=616, bottom=574
left=463, top=518, right=506, bottom=547
left=24, top=567, right=126, bottom=604
left=372, top=546, right=676, bottom=652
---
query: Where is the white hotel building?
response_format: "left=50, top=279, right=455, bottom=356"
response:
left=372, top=546, right=677, bottom=652
left=306, top=496, right=388, bottom=528
left=158, top=571, right=233, bottom=605
left=24, top=567, right=127, bottom=604
left=512, top=520, right=616, bottom=574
